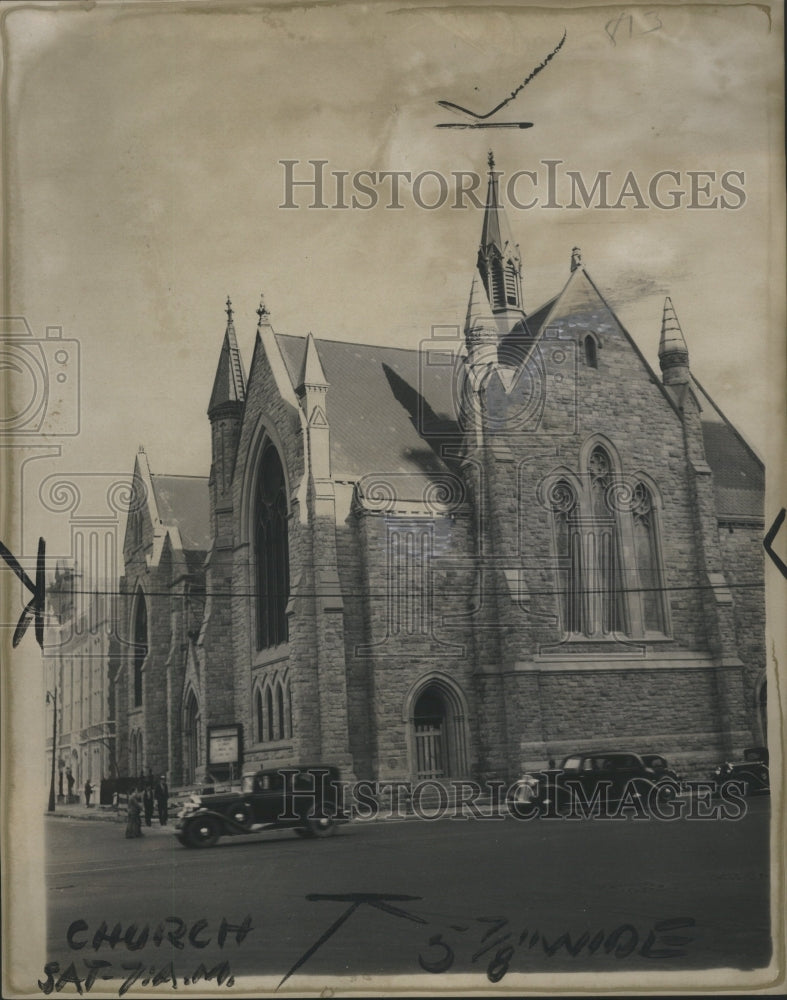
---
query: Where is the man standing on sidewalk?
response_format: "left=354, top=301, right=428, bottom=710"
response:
left=155, top=775, right=169, bottom=826
left=84, top=780, right=93, bottom=808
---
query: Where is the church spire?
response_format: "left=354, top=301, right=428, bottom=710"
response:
left=658, top=296, right=690, bottom=386
left=476, top=151, right=525, bottom=326
left=208, top=296, right=246, bottom=416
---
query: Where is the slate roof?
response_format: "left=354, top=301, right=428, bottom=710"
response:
left=273, top=326, right=763, bottom=521
left=275, top=334, right=460, bottom=482
left=150, top=475, right=211, bottom=551
left=693, top=377, right=764, bottom=520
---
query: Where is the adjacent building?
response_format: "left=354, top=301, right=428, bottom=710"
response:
left=45, top=563, right=119, bottom=800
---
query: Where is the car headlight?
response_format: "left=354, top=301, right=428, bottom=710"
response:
left=178, top=795, right=202, bottom=818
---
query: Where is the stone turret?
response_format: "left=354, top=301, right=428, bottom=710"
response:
left=208, top=297, right=246, bottom=535
left=658, top=296, right=690, bottom=387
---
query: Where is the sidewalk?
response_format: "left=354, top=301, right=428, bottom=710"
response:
left=45, top=803, right=174, bottom=832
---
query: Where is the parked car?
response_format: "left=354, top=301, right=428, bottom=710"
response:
left=712, top=746, right=769, bottom=796
left=175, top=764, right=349, bottom=848
left=508, top=750, right=680, bottom=817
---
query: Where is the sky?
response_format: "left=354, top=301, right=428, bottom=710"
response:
left=1, top=0, right=784, bottom=568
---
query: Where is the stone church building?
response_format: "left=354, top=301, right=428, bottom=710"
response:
left=115, top=157, right=766, bottom=787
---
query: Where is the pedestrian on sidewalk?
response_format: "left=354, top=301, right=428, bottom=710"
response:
left=154, top=775, right=169, bottom=826
left=142, top=783, right=154, bottom=827
left=84, top=780, right=93, bottom=808
left=66, top=768, right=75, bottom=804
left=125, top=788, right=144, bottom=839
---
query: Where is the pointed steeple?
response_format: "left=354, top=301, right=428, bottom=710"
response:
left=476, top=151, right=525, bottom=326
left=658, top=296, right=690, bottom=386
left=208, top=297, right=246, bottom=416
left=296, top=331, right=329, bottom=394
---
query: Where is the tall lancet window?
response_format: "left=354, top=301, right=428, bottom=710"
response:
left=551, top=481, right=583, bottom=635
left=632, top=483, right=665, bottom=632
left=133, top=590, right=147, bottom=707
left=588, top=446, right=625, bottom=636
left=255, top=445, right=290, bottom=650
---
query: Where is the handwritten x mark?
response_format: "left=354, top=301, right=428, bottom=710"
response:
left=0, top=537, right=46, bottom=648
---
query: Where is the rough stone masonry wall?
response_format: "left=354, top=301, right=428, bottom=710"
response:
left=534, top=667, right=744, bottom=777
left=718, top=522, right=766, bottom=738
left=343, top=507, right=479, bottom=783
left=475, top=272, right=745, bottom=776
left=335, top=502, right=375, bottom=780
left=142, top=554, right=175, bottom=778
left=202, top=410, right=244, bottom=765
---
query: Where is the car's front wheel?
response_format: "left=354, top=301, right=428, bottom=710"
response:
left=185, top=815, right=221, bottom=848
left=300, top=810, right=337, bottom=838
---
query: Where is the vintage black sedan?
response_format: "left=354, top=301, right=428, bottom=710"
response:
left=508, top=750, right=681, bottom=817
left=175, top=764, right=349, bottom=847
left=712, top=746, right=770, bottom=795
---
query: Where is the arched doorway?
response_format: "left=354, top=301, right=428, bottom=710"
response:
left=408, top=678, right=469, bottom=781
left=183, top=692, right=200, bottom=786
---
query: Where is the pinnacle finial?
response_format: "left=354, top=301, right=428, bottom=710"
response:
left=257, top=293, right=270, bottom=324
left=570, top=247, right=582, bottom=272
left=225, top=296, right=233, bottom=323
left=138, top=444, right=145, bottom=454
left=659, top=296, right=690, bottom=380
left=487, top=149, right=495, bottom=171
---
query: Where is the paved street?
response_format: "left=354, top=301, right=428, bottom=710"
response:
left=42, top=799, right=771, bottom=992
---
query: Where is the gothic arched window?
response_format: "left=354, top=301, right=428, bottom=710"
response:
left=276, top=681, right=285, bottom=741
left=584, top=335, right=598, bottom=368
left=266, top=685, right=274, bottom=740
left=257, top=674, right=293, bottom=743
left=254, top=445, right=290, bottom=650
left=285, top=685, right=293, bottom=739
left=631, top=482, right=665, bottom=632
left=551, top=480, right=583, bottom=634
left=548, top=449, right=669, bottom=641
left=588, top=446, right=625, bottom=636
left=133, top=590, right=147, bottom=708
left=255, top=687, right=264, bottom=743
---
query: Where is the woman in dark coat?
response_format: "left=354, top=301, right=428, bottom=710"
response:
left=125, top=788, right=143, bottom=838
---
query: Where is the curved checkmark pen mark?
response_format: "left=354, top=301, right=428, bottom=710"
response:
left=436, top=28, right=566, bottom=123
left=763, top=507, right=787, bottom=579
